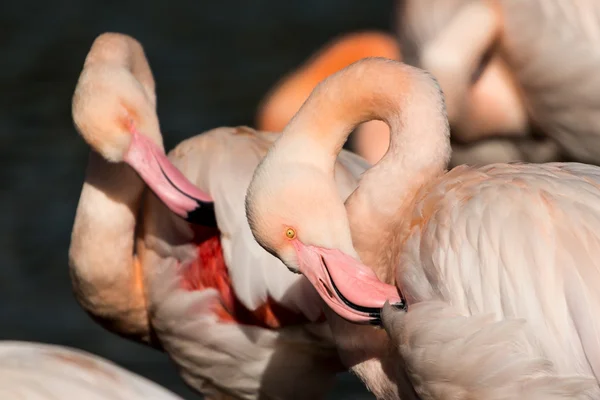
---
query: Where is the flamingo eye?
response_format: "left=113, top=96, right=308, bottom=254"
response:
left=285, top=228, right=296, bottom=239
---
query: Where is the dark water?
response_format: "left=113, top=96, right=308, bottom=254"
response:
left=1, top=1, right=394, bottom=398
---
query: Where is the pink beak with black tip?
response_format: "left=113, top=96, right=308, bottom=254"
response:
left=291, top=240, right=406, bottom=325
left=123, top=127, right=217, bottom=227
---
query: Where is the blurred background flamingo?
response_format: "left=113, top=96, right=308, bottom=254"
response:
left=258, top=0, right=600, bottom=168
left=396, top=0, right=600, bottom=166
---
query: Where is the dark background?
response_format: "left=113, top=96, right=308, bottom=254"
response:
left=0, top=0, right=395, bottom=398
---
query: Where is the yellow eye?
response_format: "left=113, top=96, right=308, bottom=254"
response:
left=285, top=228, right=296, bottom=239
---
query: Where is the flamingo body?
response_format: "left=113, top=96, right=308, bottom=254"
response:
left=0, top=341, right=183, bottom=400
left=245, top=58, right=600, bottom=399
left=138, top=126, right=365, bottom=399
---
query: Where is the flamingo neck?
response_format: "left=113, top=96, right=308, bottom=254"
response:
left=283, top=59, right=451, bottom=268
left=69, top=152, right=150, bottom=341
left=71, top=152, right=144, bottom=281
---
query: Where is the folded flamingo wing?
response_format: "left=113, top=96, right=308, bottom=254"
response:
left=402, top=163, right=600, bottom=382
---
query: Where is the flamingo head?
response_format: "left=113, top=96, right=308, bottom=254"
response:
left=72, top=33, right=215, bottom=226
left=246, top=140, right=403, bottom=325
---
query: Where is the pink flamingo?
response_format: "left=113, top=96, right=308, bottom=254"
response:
left=69, top=33, right=370, bottom=399
left=245, top=58, right=599, bottom=399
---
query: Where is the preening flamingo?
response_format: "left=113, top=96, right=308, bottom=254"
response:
left=256, top=31, right=400, bottom=164
left=397, top=0, right=600, bottom=164
left=245, top=58, right=600, bottom=398
left=0, top=341, right=183, bottom=400
left=69, top=32, right=371, bottom=399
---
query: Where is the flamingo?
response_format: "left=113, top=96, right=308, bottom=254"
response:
left=245, top=58, right=600, bottom=398
left=0, top=341, right=183, bottom=400
left=397, top=0, right=600, bottom=165
left=69, top=32, right=371, bottom=399
left=256, top=31, right=400, bottom=165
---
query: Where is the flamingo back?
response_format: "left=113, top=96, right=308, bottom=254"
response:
left=398, top=162, right=600, bottom=389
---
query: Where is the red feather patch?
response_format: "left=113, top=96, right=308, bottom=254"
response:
left=180, top=228, right=316, bottom=329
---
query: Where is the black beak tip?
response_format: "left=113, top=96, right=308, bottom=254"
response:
left=185, top=200, right=218, bottom=227
left=368, top=311, right=382, bottom=326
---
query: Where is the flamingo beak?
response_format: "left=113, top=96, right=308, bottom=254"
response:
left=291, top=240, right=405, bottom=325
left=123, top=129, right=217, bottom=226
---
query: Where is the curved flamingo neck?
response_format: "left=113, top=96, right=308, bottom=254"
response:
left=69, top=152, right=150, bottom=341
left=69, top=33, right=160, bottom=344
left=282, top=59, right=451, bottom=241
